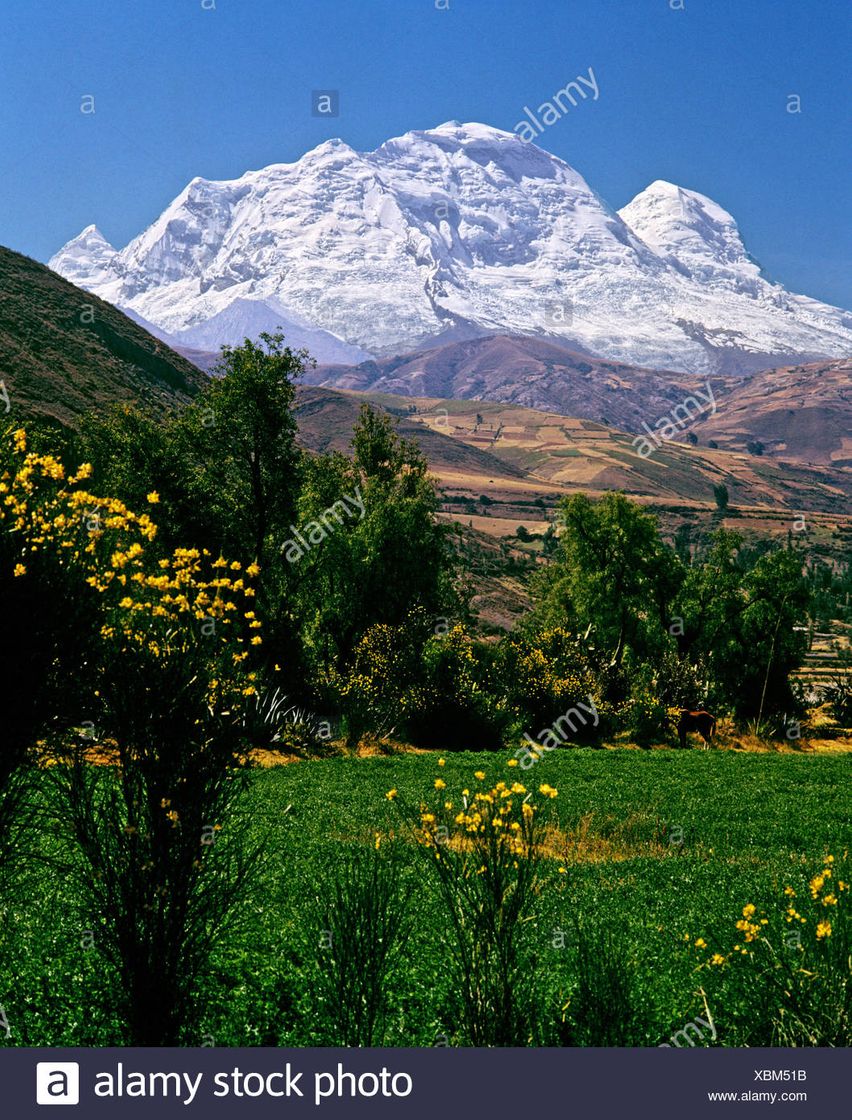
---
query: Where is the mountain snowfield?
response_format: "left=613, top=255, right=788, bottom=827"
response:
left=49, top=121, right=852, bottom=373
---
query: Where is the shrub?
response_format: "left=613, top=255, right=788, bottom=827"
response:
left=824, top=652, right=852, bottom=725
left=499, top=629, right=600, bottom=741
left=621, top=690, right=668, bottom=746
left=621, top=652, right=708, bottom=744
left=388, top=763, right=558, bottom=1045
left=44, top=522, right=264, bottom=1043
left=0, top=429, right=146, bottom=890
left=337, top=614, right=429, bottom=744
left=340, top=615, right=507, bottom=749
left=306, top=843, right=412, bottom=1046
left=555, top=920, right=647, bottom=1046
left=646, top=648, right=708, bottom=710
left=407, top=626, right=508, bottom=750
left=695, top=855, right=851, bottom=1045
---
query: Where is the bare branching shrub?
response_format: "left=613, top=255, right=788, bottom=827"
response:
left=307, top=844, right=412, bottom=1046
left=48, top=623, right=260, bottom=1045
left=555, top=919, right=647, bottom=1046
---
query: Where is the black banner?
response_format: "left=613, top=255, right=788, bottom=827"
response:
left=3, top=1047, right=844, bottom=1117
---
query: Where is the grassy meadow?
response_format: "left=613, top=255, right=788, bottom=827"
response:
left=4, top=747, right=849, bottom=1048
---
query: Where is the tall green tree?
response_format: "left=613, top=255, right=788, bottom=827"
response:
left=80, top=333, right=305, bottom=568
left=530, top=493, right=681, bottom=669
left=674, top=530, right=746, bottom=660
left=713, top=482, right=730, bottom=512
left=79, top=333, right=307, bottom=677
left=674, top=532, right=810, bottom=717
left=183, top=333, right=304, bottom=568
left=291, top=405, right=458, bottom=687
left=741, top=549, right=810, bottom=719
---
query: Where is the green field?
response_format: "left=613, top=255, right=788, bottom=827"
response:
left=2, top=749, right=849, bottom=1048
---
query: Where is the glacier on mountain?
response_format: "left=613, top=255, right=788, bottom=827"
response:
left=48, top=121, right=852, bottom=374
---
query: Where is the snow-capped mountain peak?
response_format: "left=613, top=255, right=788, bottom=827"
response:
left=48, top=122, right=852, bottom=375
left=50, top=224, right=117, bottom=287
left=618, top=180, right=762, bottom=290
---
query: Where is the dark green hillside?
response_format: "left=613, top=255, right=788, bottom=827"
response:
left=0, top=245, right=207, bottom=423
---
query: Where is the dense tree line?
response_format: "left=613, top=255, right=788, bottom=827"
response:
left=26, top=332, right=816, bottom=750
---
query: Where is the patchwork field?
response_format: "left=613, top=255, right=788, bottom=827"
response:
left=295, top=387, right=852, bottom=582
left=354, top=390, right=852, bottom=509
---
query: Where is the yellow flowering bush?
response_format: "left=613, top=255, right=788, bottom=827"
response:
left=1, top=427, right=157, bottom=572
left=1, top=426, right=261, bottom=706
left=498, top=628, right=603, bottom=739
left=386, top=762, right=559, bottom=1045
left=97, top=546, right=262, bottom=709
left=339, top=618, right=425, bottom=741
left=692, top=854, right=850, bottom=1045
left=0, top=427, right=150, bottom=875
left=340, top=611, right=506, bottom=749
left=1, top=427, right=264, bottom=1044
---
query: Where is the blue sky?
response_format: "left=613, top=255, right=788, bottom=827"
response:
left=1, top=0, right=849, bottom=307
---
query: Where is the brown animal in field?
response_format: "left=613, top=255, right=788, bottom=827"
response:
left=676, top=709, right=716, bottom=749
